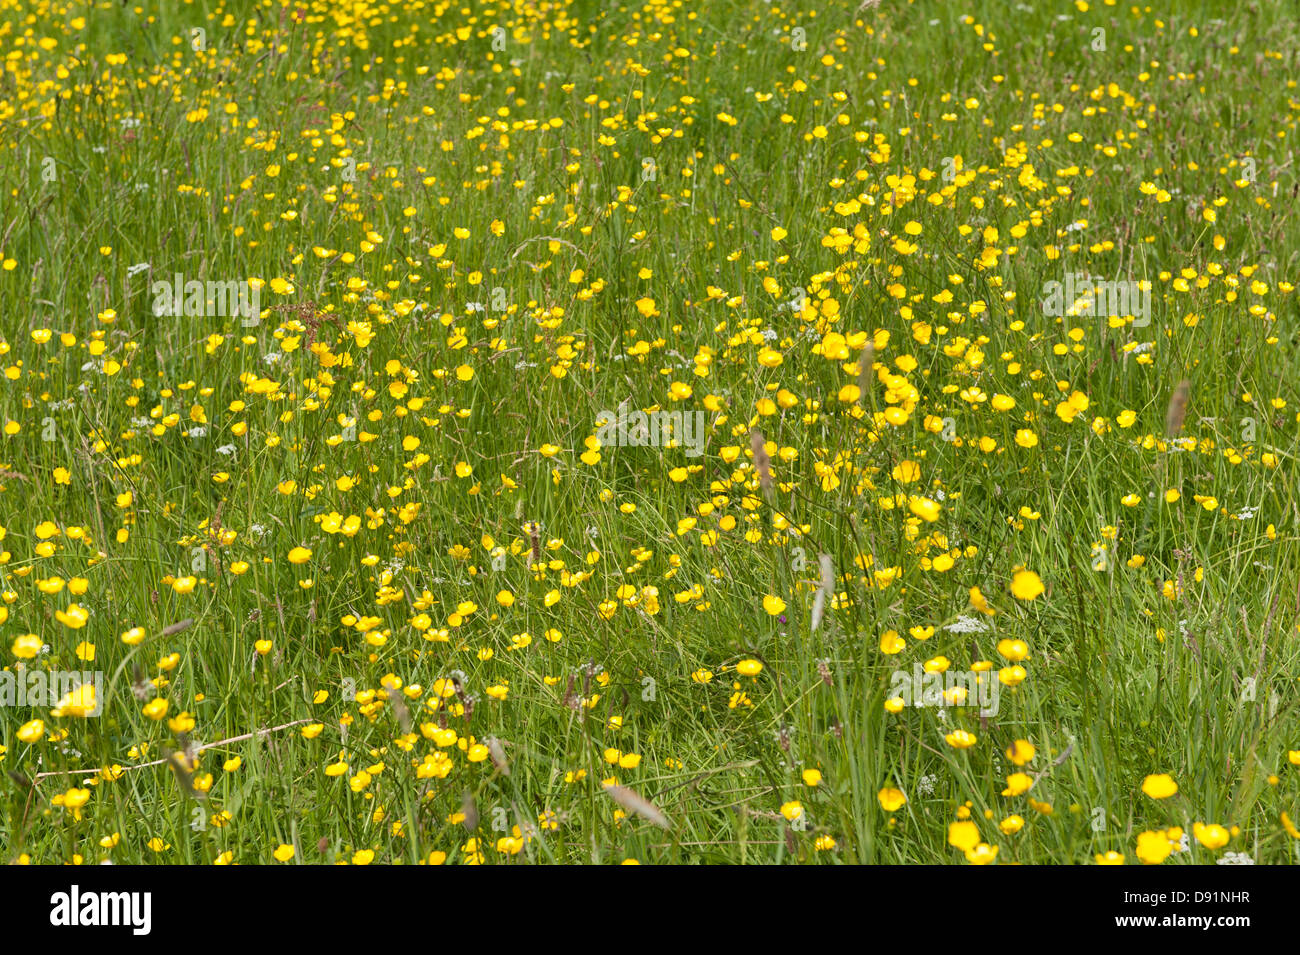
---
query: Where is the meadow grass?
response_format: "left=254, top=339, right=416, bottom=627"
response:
left=0, top=0, right=1299, bottom=864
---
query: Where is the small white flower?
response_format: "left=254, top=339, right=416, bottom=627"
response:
left=945, top=614, right=991, bottom=634
left=1217, top=851, right=1254, bottom=865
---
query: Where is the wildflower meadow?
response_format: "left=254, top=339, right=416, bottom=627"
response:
left=1, top=0, right=1299, bottom=873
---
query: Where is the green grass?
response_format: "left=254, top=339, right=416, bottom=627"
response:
left=0, top=0, right=1298, bottom=864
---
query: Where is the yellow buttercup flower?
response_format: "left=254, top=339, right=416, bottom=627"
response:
left=1192, top=822, right=1230, bottom=849
left=948, top=820, right=979, bottom=851
left=1009, top=570, right=1044, bottom=601
left=877, top=787, right=906, bottom=811
left=1135, top=830, right=1174, bottom=864
left=1141, top=774, right=1178, bottom=799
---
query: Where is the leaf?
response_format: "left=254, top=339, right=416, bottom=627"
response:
left=603, top=782, right=670, bottom=829
left=811, top=553, right=834, bottom=632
